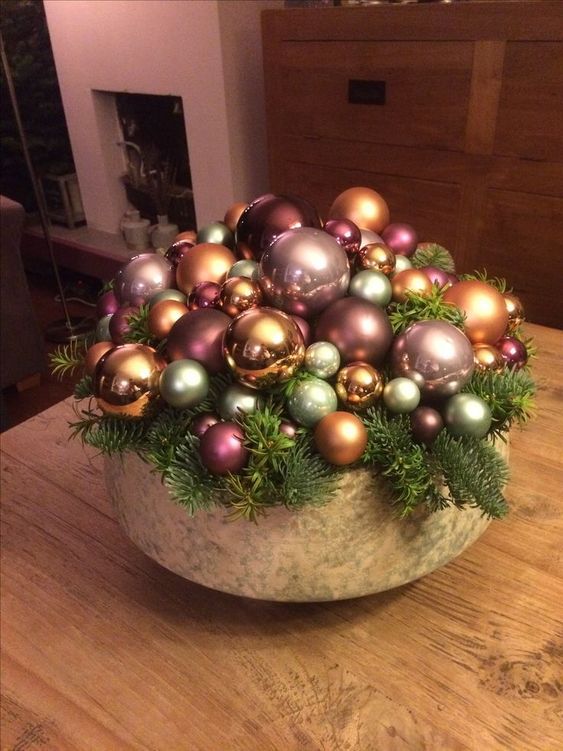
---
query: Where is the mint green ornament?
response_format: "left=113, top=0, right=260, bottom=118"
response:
left=392, top=255, right=413, bottom=276
left=218, top=383, right=263, bottom=420
left=96, top=314, right=112, bottom=342
left=197, top=221, right=235, bottom=249
left=159, top=359, right=209, bottom=409
left=305, top=341, right=340, bottom=379
left=349, top=269, right=392, bottom=307
left=383, top=377, right=421, bottom=414
left=443, top=393, right=492, bottom=438
left=149, top=288, right=187, bottom=308
left=287, top=378, right=337, bottom=427
left=227, top=259, right=259, bottom=281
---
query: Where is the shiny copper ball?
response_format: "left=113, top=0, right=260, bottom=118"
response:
left=356, top=242, right=396, bottom=276
left=218, top=276, right=263, bottom=318
left=328, top=187, right=390, bottom=234
left=223, top=202, right=248, bottom=233
left=314, top=411, right=368, bottom=466
left=503, top=292, right=525, bottom=333
left=335, top=362, right=384, bottom=411
left=473, top=343, right=505, bottom=373
left=391, top=268, right=433, bottom=303
left=176, top=242, right=237, bottom=294
left=147, top=299, right=189, bottom=340
left=84, top=341, right=114, bottom=377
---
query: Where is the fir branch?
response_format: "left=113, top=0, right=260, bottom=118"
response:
left=411, top=243, right=456, bottom=273
left=143, top=404, right=198, bottom=473
left=279, top=433, right=340, bottom=509
left=388, top=285, right=466, bottom=334
left=74, top=375, right=94, bottom=399
left=69, top=408, right=147, bottom=455
left=163, top=433, right=220, bottom=514
left=100, top=279, right=114, bottom=293
left=460, top=269, right=508, bottom=293
left=123, top=304, right=156, bottom=345
left=49, top=338, right=88, bottom=379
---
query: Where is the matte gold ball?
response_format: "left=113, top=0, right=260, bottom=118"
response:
left=328, top=187, right=390, bottom=234
left=176, top=243, right=237, bottom=295
left=335, top=362, right=384, bottom=411
left=223, top=307, right=305, bottom=389
left=147, top=299, right=189, bottom=340
left=503, top=292, right=525, bottom=333
left=84, top=341, right=114, bottom=377
left=223, top=202, right=248, bottom=233
left=443, top=280, right=509, bottom=344
left=391, top=268, right=433, bottom=302
left=314, top=411, right=368, bottom=466
left=219, top=276, right=263, bottom=317
left=94, top=343, right=166, bottom=417
left=473, top=343, right=504, bottom=373
left=356, top=242, right=396, bottom=276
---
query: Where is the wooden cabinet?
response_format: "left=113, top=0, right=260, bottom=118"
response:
left=262, top=2, right=563, bottom=328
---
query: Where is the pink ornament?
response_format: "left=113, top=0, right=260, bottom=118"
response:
left=190, top=412, right=220, bottom=438
left=115, top=253, right=174, bottom=306
left=166, top=308, right=231, bottom=374
left=199, top=421, right=249, bottom=475
left=291, top=315, right=312, bottom=346
left=165, top=240, right=194, bottom=269
left=109, top=305, right=137, bottom=344
left=420, top=266, right=451, bottom=288
left=381, top=223, right=418, bottom=257
left=188, top=281, right=221, bottom=311
left=323, top=218, right=361, bottom=257
left=96, top=289, right=119, bottom=319
left=497, top=336, right=528, bottom=370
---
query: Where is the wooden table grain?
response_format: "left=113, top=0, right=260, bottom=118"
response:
left=1, top=323, right=562, bottom=751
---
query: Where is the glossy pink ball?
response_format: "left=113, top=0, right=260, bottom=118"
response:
left=199, top=421, right=249, bottom=475
left=497, top=336, right=528, bottom=370
left=381, top=223, right=418, bottom=257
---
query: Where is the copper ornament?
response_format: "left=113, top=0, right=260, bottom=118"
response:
left=473, top=343, right=505, bottom=373
left=218, top=276, right=263, bottom=318
left=328, top=187, right=390, bottom=234
left=84, top=341, right=114, bottom=377
left=223, top=202, right=248, bottom=233
left=391, top=269, right=433, bottom=303
left=356, top=242, right=396, bottom=276
left=443, top=280, right=509, bottom=345
left=335, top=362, right=384, bottom=411
left=147, top=299, right=189, bottom=340
left=313, top=411, right=368, bottom=466
left=176, top=242, right=236, bottom=294
left=503, top=292, right=525, bottom=333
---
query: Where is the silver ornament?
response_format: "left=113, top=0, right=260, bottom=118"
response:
left=217, top=383, right=264, bottom=420
left=96, top=314, right=113, bottom=342
left=392, top=255, right=413, bottom=276
left=115, top=253, right=174, bottom=306
left=349, top=270, right=392, bottom=307
left=287, top=378, right=337, bottom=427
left=304, top=341, right=341, bottom=379
left=149, top=288, right=187, bottom=308
left=443, top=394, right=492, bottom=438
left=383, top=378, right=421, bottom=414
left=159, top=359, right=209, bottom=409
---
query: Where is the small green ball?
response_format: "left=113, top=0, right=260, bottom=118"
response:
left=443, top=393, right=492, bottom=438
left=159, top=359, right=209, bottom=409
left=149, top=288, right=187, bottom=308
left=227, top=259, right=260, bottom=281
left=304, top=341, right=341, bottom=379
left=197, top=221, right=235, bottom=249
left=383, top=377, right=421, bottom=414
left=287, top=378, right=337, bottom=427
left=96, top=314, right=112, bottom=342
left=217, top=383, right=263, bottom=420
left=392, top=255, right=413, bottom=276
left=349, top=269, right=392, bottom=307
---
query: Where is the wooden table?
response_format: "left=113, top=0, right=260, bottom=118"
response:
left=1, top=323, right=562, bottom=751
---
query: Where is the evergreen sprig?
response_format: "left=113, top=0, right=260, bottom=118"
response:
left=460, top=269, right=508, bottom=293
left=388, top=285, right=466, bottom=334
left=69, top=408, right=148, bottom=455
left=411, top=243, right=456, bottom=273
left=123, top=304, right=156, bottom=345
left=279, top=433, right=340, bottom=510
left=163, top=433, right=220, bottom=515
left=74, top=375, right=94, bottom=399
left=49, top=338, right=89, bottom=379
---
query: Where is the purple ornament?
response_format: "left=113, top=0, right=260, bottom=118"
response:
left=190, top=412, right=220, bottom=439
left=259, top=227, right=350, bottom=317
left=291, top=315, right=312, bottom=346
left=497, top=336, right=528, bottom=370
left=165, top=240, right=194, bottom=269
left=108, top=305, right=138, bottom=345
left=280, top=419, right=298, bottom=439
left=391, top=320, right=474, bottom=399
left=410, top=406, right=444, bottom=445
left=323, top=218, right=361, bottom=257
left=446, top=273, right=459, bottom=287
left=199, top=421, right=249, bottom=475
left=166, top=308, right=231, bottom=374
left=381, top=223, right=418, bottom=257
left=420, top=266, right=452, bottom=288
left=236, top=194, right=321, bottom=261
left=188, top=281, right=221, bottom=311
left=115, top=253, right=174, bottom=306
left=96, top=289, right=119, bottom=319
left=315, top=297, right=393, bottom=365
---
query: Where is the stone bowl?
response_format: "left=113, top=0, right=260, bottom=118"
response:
left=105, top=440, right=508, bottom=602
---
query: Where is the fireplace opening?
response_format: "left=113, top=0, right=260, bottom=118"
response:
left=116, top=93, right=195, bottom=231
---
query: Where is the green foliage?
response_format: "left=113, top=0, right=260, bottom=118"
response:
left=388, top=285, right=466, bottom=334
left=279, top=433, right=340, bottom=510
left=49, top=338, right=89, bottom=379
left=69, top=408, right=148, bottom=455
left=74, top=375, right=94, bottom=399
left=162, top=433, right=220, bottom=515
left=411, top=243, right=456, bottom=273
left=460, top=269, right=508, bottom=293
left=123, top=304, right=155, bottom=345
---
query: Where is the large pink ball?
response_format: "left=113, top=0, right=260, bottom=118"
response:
left=381, top=223, right=418, bottom=257
left=199, top=421, right=249, bottom=475
left=166, top=308, right=230, bottom=374
left=315, top=297, right=393, bottom=365
left=115, top=253, right=174, bottom=306
left=259, top=227, right=350, bottom=318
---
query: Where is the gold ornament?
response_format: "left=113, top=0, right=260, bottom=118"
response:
left=503, top=292, right=525, bottom=333
left=219, top=276, right=263, bottom=317
left=223, top=202, right=248, bottom=233
left=328, top=187, right=390, bottom=234
left=356, top=242, right=396, bottom=276
left=391, top=268, right=433, bottom=302
left=223, top=307, right=305, bottom=389
left=94, top=344, right=166, bottom=417
left=148, top=299, right=189, bottom=340
left=176, top=243, right=237, bottom=294
left=443, top=280, right=509, bottom=345
left=473, top=343, right=504, bottom=373
left=335, top=362, right=384, bottom=411
left=85, top=341, right=114, bottom=377
left=314, top=411, right=368, bottom=466
left=175, top=230, right=197, bottom=244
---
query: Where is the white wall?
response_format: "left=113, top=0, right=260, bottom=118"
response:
left=44, top=0, right=282, bottom=233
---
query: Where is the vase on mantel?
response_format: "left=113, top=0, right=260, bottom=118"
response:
left=151, top=214, right=179, bottom=250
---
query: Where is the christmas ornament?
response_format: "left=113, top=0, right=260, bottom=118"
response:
left=503, top=292, right=525, bottom=333
left=176, top=243, right=236, bottom=294
left=497, top=336, right=528, bottom=370
left=323, top=218, right=361, bottom=257
left=95, top=314, right=112, bottom=342
left=410, top=406, right=444, bottom=445
left=165, top=240, right=194, bottom=269
left=292, top=316, right=312, bottom=346
left=167, top=308, right=231, bottom=374
left=328, top=187, right=390, bottom=234
left=94, top=343, right=165, bottom=417
left=391, top=320, right=474, bottom=398
left=218, top=276, right=263, bottom=317
left=316, top=297, right=393, bottom=365
left=236, top=193, right=321, bottom=261
left=356, top=242, right=396, bottom=276
left=314, top=412, right=368, bottom=466
left=383, top=378, right=421, bottom=414
left=381, top=222, right=418, bottom=257
left=304, top=341, right=341, bottom=379
left=188, top=281, right=221, bottom=311
left=359, top=228, right=384, bottom=249
left=175, top=230, right=197, bottom=244
left=149, top=288, right=187, bottom=308
left=217, top=383, right=264, bottom=420
left=159, top=359, right=209, bottom=409
left=280, top=419, right=298, bottom=439
left=115, top=253, right=174, bottom=306
left=287, top=377, right=337, bottom=427
left=223, top=307, right=305, bottom=389
left=198, top=421, right=248, bottom=475
left=443, top=280, right=509, bottom=345
left=84, top=341, right=114, bottom=377
left=190, top=412, right=220, bottom=438
left=96, top=289, right=119, bottom=319
left=349, top=269, right=392, bottom=307
left=197, top=221, right=235, bottom=250
left=443, top=393, right=492, bottom=438
left=391, top=268, right=433, bottom=302
left=148, top=300, right=189, bottom=340
left=224, top=202, right=248, bottom=233
left=335, top=362, right=384, bottom=410
left=392, top=255, right=413, bottom=276
left=420, top=266, right=452, bottom=288
left=227, top=259, right=259, bottom=281
left=109, top=305, right=137, bottom=345
left=473, top=343, right=504, bottom=373
left=259, top=227, right=350, bottom=317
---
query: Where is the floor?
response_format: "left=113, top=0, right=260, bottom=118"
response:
left=1, top=268, right=100, bottom=431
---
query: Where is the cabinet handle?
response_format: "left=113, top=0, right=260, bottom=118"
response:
left=348, top=79, right=386, bottom=106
